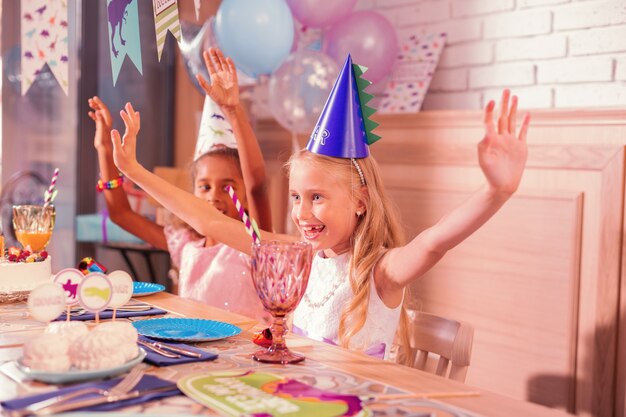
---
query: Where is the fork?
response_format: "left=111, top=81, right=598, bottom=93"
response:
left=9, top=367, right=145, bottom=417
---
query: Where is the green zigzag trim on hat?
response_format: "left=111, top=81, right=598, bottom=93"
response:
left=352, top=64, right=381, bottom=145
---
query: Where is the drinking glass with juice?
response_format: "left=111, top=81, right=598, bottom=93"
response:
left=12, top=205, right=55, bottom=252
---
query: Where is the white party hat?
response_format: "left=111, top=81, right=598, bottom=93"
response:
left=194, top=96, right=237, bottom=160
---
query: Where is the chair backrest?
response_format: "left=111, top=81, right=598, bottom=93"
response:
left=399, top=309, right=474, bottom=382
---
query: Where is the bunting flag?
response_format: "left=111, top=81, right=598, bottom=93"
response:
left=20, top=0, right=69, bottom=95
left=107, top=0, right=143, bottom=86
left=153, top=0, right=182, bottom=61
left=194, top=0, right=201, bottom=20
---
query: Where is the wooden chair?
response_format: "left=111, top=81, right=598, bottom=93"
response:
left=397, top=309, right=474, bottom=382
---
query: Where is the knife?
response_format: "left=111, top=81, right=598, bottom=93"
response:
left=33, top=384, right=180, bottom=416
left=149, top=341, right=203, bottom=358
left=137, top=340, right=180, bottom=358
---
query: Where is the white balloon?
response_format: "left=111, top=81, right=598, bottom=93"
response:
left=268, top=50, right=338, bottom=134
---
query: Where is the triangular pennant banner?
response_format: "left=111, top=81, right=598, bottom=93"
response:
left=20, top=0, right=69, bottom=95
left=107, top=0, right=143, bottom=86
left=153, top=0, right=182, bottom=61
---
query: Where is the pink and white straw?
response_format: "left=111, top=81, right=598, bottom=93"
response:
left=225, top=185, right=260, bottom=243
left=43, top=168, right=60, bottom=208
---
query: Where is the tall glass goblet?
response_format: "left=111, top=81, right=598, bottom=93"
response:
left=251, top=240, right=312, bottom=364
left=12, top=205, right=56, bottom=252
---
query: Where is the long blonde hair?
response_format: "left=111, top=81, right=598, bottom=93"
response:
left=288, top=150, right=409, bottom=351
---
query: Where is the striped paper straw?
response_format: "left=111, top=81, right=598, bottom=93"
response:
left=43, top=168, right=60, bottom=208
left=225, top=185, right=260, bottom=243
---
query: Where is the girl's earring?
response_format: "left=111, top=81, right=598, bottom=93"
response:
left=356, top=211, right=362, bottom=217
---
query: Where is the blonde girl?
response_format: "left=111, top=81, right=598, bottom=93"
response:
left=111, top=61, right=528, bottom=358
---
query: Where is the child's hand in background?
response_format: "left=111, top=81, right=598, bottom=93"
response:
left=88, top=96, right=113, bottom=151
left=478, top=89, right=530, bottom=196
left=111, top=102, right=140, bottom=176
left=196, top=47, right=239, bottom=109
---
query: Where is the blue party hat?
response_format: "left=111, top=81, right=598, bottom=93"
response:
left=306, top=54, right=380, bottom=158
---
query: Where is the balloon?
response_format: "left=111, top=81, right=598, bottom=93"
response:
left=286, top=0, right=357, bottom=28
left=268, top=50, right=338, bottom=134
left=179, top=18, right=256, bottom=95
left=323, top=11, right=399, bottom=84
left=215, top=0, right=294, bottom=78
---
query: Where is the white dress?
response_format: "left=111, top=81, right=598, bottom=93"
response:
left=292, top=252, right=402, bottom=359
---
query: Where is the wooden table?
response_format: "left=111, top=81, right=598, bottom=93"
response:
left=0, top=293, right=571, bottom=417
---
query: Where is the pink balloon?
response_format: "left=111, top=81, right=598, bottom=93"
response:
left=286, top=0, right=357, bottom=28
left=323, top=11, right=399, bottom=84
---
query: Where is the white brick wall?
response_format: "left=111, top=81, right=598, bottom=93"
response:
left=367, top=0, right=626, bottom=109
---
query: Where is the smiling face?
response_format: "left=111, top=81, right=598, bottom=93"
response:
left=289, top=157, right=365, bottom=257
left=192, top=153, right=246, bottom=221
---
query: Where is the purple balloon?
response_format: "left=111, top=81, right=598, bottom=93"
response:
left=286, top=0, right=357, bottom=28
left=323, top=11, right=399, bottom=84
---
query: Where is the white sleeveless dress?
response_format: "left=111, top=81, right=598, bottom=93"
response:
left=292, top=252, right=402, bottom=359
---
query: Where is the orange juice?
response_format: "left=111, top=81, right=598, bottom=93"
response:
left=16, top=231, right=51, bottom=252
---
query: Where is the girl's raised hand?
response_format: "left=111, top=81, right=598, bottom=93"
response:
left=88, top=96, right=114, bottom=150
left=110, top=102, right=141, bottom=176
left=478, top=89, right=530, bottom=195
left=196, top=47, right=239, bottom=108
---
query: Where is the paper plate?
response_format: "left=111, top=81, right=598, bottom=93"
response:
left=132, top=318, right=241, bottom=342
left=16, top=349, right=146, bottom=384
left=132, top=282, right=165, bottom=297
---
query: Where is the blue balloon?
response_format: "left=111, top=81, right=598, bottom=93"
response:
left=215, top=0, right=294, bottom=78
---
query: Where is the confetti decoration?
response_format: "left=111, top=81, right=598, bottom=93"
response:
left=379, top=32, right=447, bottom=114
left=20, top=0, right=69, bottom=95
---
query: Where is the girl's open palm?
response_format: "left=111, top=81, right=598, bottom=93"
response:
left=111, top=102, right=141, bottom=175
left=88, top=96, right=113, bottom=150
left=478, top=89, right=529, bottom=195
left=196, top=47, right=239, bottom=108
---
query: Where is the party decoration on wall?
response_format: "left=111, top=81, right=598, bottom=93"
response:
left=27, top=282, right=66, bottom=323
left=286, top=0, right=357, bottom=29
left=214, top=0, right=294, bottom=78
left=324, top=11, right=398, bottom=84
left=152, top=0, right=182, bottom=61
left=20, top=0, right=70, bottom=95
left=194, top=0, right=201, bottom=20
left=195, top=96, right=237, bottom=160
left=180, top=19, right=256, bottom=96
left=107, top=0, right=143, bottom=86
left=380, top=32, right=447, bottom=114
left=306, top=55, right=379, bottom=159
left=268, top=50, right=338, bottom=134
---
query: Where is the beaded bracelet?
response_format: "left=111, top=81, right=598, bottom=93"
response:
left=96, top=174, right=124, bottom=192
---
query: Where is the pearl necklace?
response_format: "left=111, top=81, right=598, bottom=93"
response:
left=303, top=278, right=343, bottom=309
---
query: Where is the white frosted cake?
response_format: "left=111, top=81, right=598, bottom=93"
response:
left=0, top=255, right=52, bottom=293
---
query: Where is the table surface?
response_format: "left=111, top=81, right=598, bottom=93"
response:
left=0, top=292, right=571, bottom=417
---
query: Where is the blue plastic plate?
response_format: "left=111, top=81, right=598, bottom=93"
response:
left=132, top=318, right=241, bottom=342
left=16, top=349, right=146, bottom=384
left=132, top=282, right=165, bottom=297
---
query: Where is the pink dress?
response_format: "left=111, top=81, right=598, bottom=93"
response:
left=164, top=225, right=266, bottom=320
